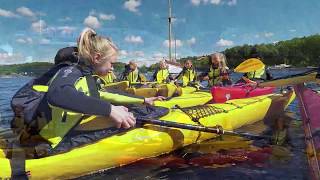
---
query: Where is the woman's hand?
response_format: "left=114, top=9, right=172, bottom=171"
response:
left=144, top=96, right=166, bottom=105
left=109, top=105, right=136, bottom=129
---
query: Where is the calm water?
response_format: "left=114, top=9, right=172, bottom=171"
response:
left=0, top=68, right=316, bottom=180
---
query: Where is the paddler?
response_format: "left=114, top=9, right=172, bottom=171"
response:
left=152, top=60, right=172, bottom=83
left=200, top=52, right=232, bottom=87
left=237, top=48, right=273, bottom=85
left=37, top=28, right=165, bottom=147
left=121, top=60, right=147, bottom=84
left=99, top=70, right=117, bottom=84
left=175, top=60, right=198, bottom=87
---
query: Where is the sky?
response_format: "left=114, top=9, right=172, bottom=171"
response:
left=0, top=0, right=320, bottom=65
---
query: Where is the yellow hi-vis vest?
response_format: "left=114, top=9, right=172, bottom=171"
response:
left=180, top=69, right=196, bottom=87
left=127, top=69, right=139, bottom=84
left=247, top=66, right=266, bottom=79
left=156, top=69, right=170, bottom=83
left=208, top=67, right=220, bottom=86
left=101, top=72, right=116, bottom=84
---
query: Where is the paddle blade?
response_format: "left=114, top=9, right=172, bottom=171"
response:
left=259, top=70, right=318, bottom=87
left=234, top=58, right=265, bottom=73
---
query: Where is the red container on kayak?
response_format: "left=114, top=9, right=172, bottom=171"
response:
left=211, top=84, right=275, bottom=103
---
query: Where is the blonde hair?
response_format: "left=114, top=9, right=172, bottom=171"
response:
left=78, top=28, right=118, bottom=64
left=211, top=52, right=229, bottom=73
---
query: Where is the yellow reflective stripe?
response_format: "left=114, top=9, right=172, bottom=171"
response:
left=32, top=85, right=49, bottom=92
left=100, top=91, right=144, bottom=104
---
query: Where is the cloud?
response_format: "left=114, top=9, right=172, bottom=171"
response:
left=0, top=44, right=13, bottom=56
left=16, top=37, right=33, bottom=44
left=264, top=32, right=274, bottom=38
left=163, top=39, right=183, bottom=48
left=0, top=8, right=18, bottom=18
left=131, top=51, right=144, bottom=57
left=99, top=13, right=116, bottom=21
left=16, top=7, right=36, bottom=19
left=0, top=52, right=25, bottom=65
left=190, top=0, right=201, bottom=6
left=216, top=38, right=234, bottom=47
left=172, top=17, right=187, bottom=24
left=57, top=26, right=76, bottom=35
left=124, top=0, right=141, bottom=13
left=39, top=38, right=50, bottom=45
left=152, top=52, right=166, bottom=59
left=83, top=15, right=101, bottom=29
left=58, top=17, right=72, bottom=22
left=227, top=0, right=237, bottom=6
left=187, top=37, right=196, bottom=46
left=119, top=50, right=145, bottom=60
left=31, top=20, right=47, bottom=33
left=289, top=29, right=296, bottom=32
left=119, top=50, right=129, bottom=58
left=191, top=0, right=236, bottom=6
left=210, top=0, right=221, bottom=5
left=125, top=35, right=144, bottom=44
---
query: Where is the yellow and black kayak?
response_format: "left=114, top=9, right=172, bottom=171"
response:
left=0, top=90, right=295, bottom=179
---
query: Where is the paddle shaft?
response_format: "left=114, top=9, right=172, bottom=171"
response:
left=137, top=118, right=267, bottom=139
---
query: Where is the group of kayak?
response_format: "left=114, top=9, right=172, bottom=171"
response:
left=0, top=27, right=310, bottom=179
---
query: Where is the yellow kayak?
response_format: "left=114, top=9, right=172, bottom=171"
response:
left=104, top=81, right=198, bottom=98
left=0, top=90, right=295, bottom=179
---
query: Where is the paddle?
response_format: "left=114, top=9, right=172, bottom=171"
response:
left=259, top=68, right=319, bottom=87
left=234, top=58, right=265, bottom=73
left=138, top=118, right=269, bottom=139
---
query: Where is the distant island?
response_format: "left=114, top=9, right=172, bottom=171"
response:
left=0, top=62, right=128, bottom=77
left=1, top=34, right=319, bottom=77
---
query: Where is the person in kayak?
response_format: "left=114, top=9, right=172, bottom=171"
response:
left=237, top=48, right=273, bottom=85
left=200, top=52, right=232, bottom=87
left=238, top=66, right=273, bottom=86
left=121, top=61, right=147, bottom=84
left=152, top=60, right=172, bottom=83
left=99, top=70, right=117, bottom=84
left=45, top=28, right=164, bottom=147
left=175, top=60, right=198, bottom=87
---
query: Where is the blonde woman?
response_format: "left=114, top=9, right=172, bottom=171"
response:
left=201, top=52, right=232, bottom=86
left=47, top=28, right=163, bottom=132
